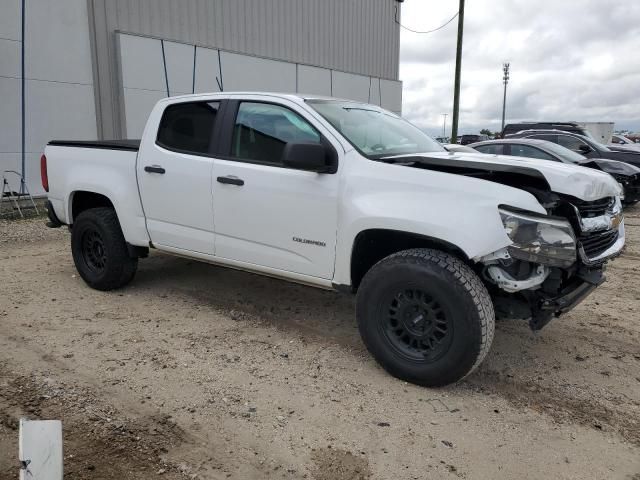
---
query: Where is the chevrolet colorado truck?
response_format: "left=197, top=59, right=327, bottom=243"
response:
left=42, top=93, right=625, bottom=386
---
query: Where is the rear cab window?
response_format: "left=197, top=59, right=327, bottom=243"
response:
left=156, top=102, right=221, bottom=155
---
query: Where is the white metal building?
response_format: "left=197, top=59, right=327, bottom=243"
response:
left=0, top=0, right=403, bottom=196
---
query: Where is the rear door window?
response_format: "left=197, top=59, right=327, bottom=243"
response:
left=509, top=144, right=554, bottom=160
left=474, top=144, right=504, bottom=155
left=156, top=102, right=220, bottom=155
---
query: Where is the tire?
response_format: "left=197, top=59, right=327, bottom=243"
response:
left=71, top=207, right=137, bottom=291
left=356, top=248, right=495, bottom=387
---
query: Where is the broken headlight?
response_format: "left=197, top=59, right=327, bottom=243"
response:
left=499, top=208, right=576, bottom=267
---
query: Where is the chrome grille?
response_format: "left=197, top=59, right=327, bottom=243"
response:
left=574, top=197, right=614, bottom=218
left=579, top=229, right=619, bottom=258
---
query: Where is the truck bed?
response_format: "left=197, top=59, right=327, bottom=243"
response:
left=48, top=139, right=141, bottom=151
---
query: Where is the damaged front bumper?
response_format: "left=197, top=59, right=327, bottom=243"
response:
left=480, top=219, right=624, bottom=331
left=528, top=267, right=605, bottom=330
left=490, top=266, right=606, bottom=331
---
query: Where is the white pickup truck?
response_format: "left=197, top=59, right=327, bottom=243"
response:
left=42, top=93, right=625, bottom=386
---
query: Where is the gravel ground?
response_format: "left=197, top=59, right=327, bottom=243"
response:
left=1, top=208, right=639, bottom=479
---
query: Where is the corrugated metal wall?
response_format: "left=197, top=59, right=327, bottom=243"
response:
left=88, top=0, right=402, bottom=139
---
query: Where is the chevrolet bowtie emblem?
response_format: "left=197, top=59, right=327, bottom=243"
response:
left=611, top=213, right=622, bottom=229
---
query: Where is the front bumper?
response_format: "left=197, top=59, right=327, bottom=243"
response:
left=529, top=267, right=605, bottom=330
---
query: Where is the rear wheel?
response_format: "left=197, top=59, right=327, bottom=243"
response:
left=71, top=207, right=137, bottom=291
left=356, top=248, right=495, bottom=387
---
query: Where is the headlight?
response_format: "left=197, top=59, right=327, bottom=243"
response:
left=499, top=208, right=576, bottom=267
left=611, top=178, right=626, bottom=199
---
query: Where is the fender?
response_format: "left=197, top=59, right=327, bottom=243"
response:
left=44, top=144, right=150, bottom=247
left=331, top=152, right=547, bottom=286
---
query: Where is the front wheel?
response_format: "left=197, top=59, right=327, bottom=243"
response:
left=356, top=248, right=495, bottom=387
left=71, top=207, right=137, bottom=291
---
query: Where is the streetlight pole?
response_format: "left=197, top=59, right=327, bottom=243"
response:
left=450, top=0, right=465, bottom=144
left=441, top=113, right=448, bottom=138
left=501, top=62, right=510, bottom=135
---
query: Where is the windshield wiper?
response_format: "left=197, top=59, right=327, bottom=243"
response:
left=342, top=107, right=382, bottom=114
left=377, top=155, right=420, bottom=164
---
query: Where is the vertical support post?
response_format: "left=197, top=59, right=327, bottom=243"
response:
left=501, top=62, right=510, bottom=135
left=450, top=0, right=465, bottom=144
left=192, top=45, right=197, bottom=94
left=160, top=40, right=169, bottom=97
left=20, top=0, right=26, bottom=193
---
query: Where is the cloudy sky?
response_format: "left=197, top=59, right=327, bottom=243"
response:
left=399, top=0, right=640, bottom=136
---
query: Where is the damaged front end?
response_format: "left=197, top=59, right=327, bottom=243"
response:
left=478, top=196, right=624, bottom=330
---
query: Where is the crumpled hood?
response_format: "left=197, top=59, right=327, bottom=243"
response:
left=398, top=151, right=622, bottom=201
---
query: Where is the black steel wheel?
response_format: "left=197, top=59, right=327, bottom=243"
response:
left=81, top=229, right=107, bottom=273
left=356, top=248, right=495, bottom=387
left=71, top=207, right=137, bottom=291
left=384, top=287, right=453, bottom=363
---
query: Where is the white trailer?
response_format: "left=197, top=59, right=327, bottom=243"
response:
left=576, top=122, right=615, bottom=144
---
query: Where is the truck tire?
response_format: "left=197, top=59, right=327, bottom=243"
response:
left=356, top=248, right=495, bottom=387
left=71, top=207, right=137, bottom=291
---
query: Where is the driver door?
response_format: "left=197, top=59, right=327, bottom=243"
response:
left=211, top=100, right=340, bottom=279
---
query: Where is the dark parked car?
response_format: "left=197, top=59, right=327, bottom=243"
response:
left=501, top=122, right=588, bottom=138
left=505, top=129, right=640, bottom=169
left=469, top=138, right=640, bottom=205
left=609, top=134, right=640, bottom=153
left=460, top=134, right=489, bottom=145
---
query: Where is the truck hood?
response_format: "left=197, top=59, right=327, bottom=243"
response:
left=581, top=158, right=640, bottom=177
left=384, top=151, right=622, bottom=202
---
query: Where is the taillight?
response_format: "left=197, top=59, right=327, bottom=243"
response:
left=40, top=154, right=49, bottom=192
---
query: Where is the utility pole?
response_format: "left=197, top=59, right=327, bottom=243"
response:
left=450, top=0, right=465, bottom=143
left=501, top=62, right=510, bottom=135
left=441, top=113, right=448, bottom=138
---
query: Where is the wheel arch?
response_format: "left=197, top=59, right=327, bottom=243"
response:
left=68, top=191, right=115, bottom=224
left=349, top=229, right=470, bottom=291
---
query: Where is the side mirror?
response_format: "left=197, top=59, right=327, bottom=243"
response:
left=578, top=144, right=592, bottom=154
left=282, top=142, right=333, bottom=173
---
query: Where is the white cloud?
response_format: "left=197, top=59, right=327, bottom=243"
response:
left=399, top=0, right=640, bottom=135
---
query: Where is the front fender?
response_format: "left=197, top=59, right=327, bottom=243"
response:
left=332, top=154, right=546, bottom=285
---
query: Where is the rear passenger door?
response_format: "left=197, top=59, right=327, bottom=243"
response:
left=137, top=101, right=220, bottom=255
left=211, top=100, right=340, bottom=279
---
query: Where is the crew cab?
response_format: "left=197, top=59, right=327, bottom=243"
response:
left=42, top=93, right=625, bottom=387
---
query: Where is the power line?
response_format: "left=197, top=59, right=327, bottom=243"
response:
left=394, top=6, right=459, bottom=34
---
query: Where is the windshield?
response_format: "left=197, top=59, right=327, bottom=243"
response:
left=306, top=100, right=444, bottom=158
left=540, top=141, right=587, bottom=163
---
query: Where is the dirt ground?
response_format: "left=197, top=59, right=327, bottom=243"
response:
left=1, top=208, right=639, bottom=479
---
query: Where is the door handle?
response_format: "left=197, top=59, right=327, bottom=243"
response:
left=217, top=176, right=244, bottom=186
left=144, top=165, right=165, bottom=174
